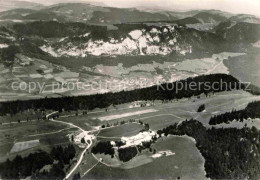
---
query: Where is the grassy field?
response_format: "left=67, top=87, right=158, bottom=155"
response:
left=98, top=123, right=144, bottom=138
left=0, top=121, right=73, bottom=162
left=141, top=114, right=184, bottom=130
left=0, top=129, right=75, bottom=163
left=48, top=90, right=258, bottom=132
left=57, top=115, right=101, bottom=131
left=84, top=136, right=205, bottom=179
left=10, top=140, right=40, bottom=153
left=74, top=90, right=260, bottom=179
left=0, top=110, right=44, bottom=124
left=0, top=121, right=68, bottom=143
left=0, top=90, right=259, bottom=177
left=74, top=152, right=99, bottom=178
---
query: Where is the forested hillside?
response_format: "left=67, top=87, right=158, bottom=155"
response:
left=0, top=74, right=248, bottom=116
left=0, top=145, right=76, bottom=179
left=158, top=120, right=260, bottom=179
left=209, top=101, right=260, bottom=125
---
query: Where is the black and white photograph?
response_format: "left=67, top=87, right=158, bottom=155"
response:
left=0, top=0, right=260, bottom=179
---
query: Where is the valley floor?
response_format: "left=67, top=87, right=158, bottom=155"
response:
left=0, top=90, right=259, bottom=179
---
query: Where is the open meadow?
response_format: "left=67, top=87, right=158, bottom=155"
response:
left=84, top=136, right=205, bottom=179
left=0, top=121, right=76, bottom=162
left=98, top=123, right=144, bottom=138
left=0, top=90, right=259, bottom=178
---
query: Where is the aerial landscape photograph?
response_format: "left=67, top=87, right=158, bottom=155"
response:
left=0, top=0, right=259, bottom=179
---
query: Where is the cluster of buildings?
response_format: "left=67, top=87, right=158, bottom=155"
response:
left=129, top=101, right=152, bottom=108
left=113, top=130, right=158, bottom=149
left=72, top=131, right=95, bottom=149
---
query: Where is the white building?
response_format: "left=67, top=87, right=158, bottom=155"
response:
left=120, top=130, right=156, bottom=148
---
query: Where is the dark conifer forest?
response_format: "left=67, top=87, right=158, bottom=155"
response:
left=157, top=120, right=260, bottom=179
left=209, top=101, right=260, bottom=125
left=0, top=145, right=76, bottom=179
left=0, top=74, right=252, bottom=117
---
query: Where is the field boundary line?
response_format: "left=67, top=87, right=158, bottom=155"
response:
left=81, top=160, right=99, bottom=177
left=136, top=113, right=185, bottom=121
left=25, top=127, right=72, bottom=137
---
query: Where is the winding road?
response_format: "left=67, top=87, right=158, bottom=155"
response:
left=46, top=112, right=93, bottom=180
left=4, top=92, right=258, bottom=179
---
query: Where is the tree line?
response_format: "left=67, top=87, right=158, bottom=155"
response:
left=209, top=101, right=260, bottom=125
left=0, top=144, right=76, bottom=179
left=118, top=147, right=138, bottom=162
left=0, top=74, right=252, bottom=117
left=157, top=119, right=260, bottom=179
left=91, top=141, right=115, bottom=158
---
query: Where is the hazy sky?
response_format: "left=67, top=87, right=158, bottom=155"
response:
left=18, top=0, right=260, bottom=16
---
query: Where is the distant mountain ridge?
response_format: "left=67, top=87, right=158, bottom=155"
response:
left=1, top=2, right=257, bottom=26
left=3, top=20, right=256, bottom=60
left=193, top=12, right=227, bottom=24
left=228, top=14, right=260, bottom=24
left=0, top=3, right=259, bottom=58
left=0, top=0, right=44, bottom=12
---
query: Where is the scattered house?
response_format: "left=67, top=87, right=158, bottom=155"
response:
left=20, top=62, right=30, bottom=66
left=72, top=131, right=95, bottom=149
left=43, top=69, right=53, bottom=74
left=129, top=101, right=150, bottom=108
left=82, top=66, right=92, bottom=71
left=110, top=141, right=116, bottom=146
left=44, top=74, right=54, bottom=79
left=40, top=65, right=47, bottom=69
left=252, top=40, right=260, bottom=48
left=30, top=74, right=43, bottom=78
left=0, top=43, right=9, bottom=48
left=39, top=64, right=53, bottom=74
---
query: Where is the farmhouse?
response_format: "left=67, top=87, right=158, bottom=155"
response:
left=73, top=131, right=95, bottom=148
left=30, top=74, right=43, bottom=78
left=44, top=74, right=54, bottom=79
left=129, top=101, right=151, bottom=108
left=43, top=69, right=53, bottom=74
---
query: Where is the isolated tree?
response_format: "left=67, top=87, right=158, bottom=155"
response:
left=153, top=149, right=156, bottom=154
left=197, top=104, right=205, bottom=112
left=1, top=45, right=19, bottom=67
left=81, top=137, right=85, bottom=144
left=72, top=172, right=81, bottom=180
left=144, top=123, right=150, bottom=131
